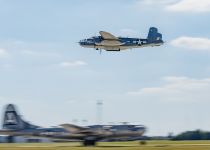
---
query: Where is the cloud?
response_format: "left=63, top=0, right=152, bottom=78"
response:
left=21, top=50, right=61, bottom=58
left=0, top=64, right=13, bottom=69
left=65, top=99, right=76, bottom=104
left=137, top=0, right=210, bottom=13
left=138, top=0, right=176, bottom=5
left=119, top=29, right=138, bottom=37
left=0, top=40, right=63, bottom=60
left=135, top=0, right=177, bottom=11
left=58, top=61, right=87, bottom=68
left=170, top=37, right=210, bottom=51
left=166, top=0, right=210, bottom=12
left=128, top=76, right=210, bottom=102
left=0, top=48, right=9, bottom=58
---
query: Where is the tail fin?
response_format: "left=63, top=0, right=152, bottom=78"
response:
left=147, top=27, right=162, bottom=43
left=2, top=104, right=39, bottom=130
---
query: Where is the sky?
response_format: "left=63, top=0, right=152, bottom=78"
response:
left=0, top=0, right=210, bottom=136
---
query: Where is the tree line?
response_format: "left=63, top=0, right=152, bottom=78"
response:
left=172, top=130, right=210, bottom=140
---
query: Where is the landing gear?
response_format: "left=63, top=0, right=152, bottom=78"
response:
left=7, top=136, right=14, bottom=143
left=140, top=140, right=147, bottom=145
left=95, top=48, right=102, bottom=54
left=83, top=139, right=96, bottom=146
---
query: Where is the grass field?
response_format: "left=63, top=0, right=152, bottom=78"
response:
left=1, top=140, right=210, bottom=150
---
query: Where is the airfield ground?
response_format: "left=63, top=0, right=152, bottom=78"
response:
left=1, top=140, right=210, bottom=150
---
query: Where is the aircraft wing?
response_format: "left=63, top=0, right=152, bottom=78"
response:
left=99, top=31, right=118, bottom=40
left=60, top=124, right=105, bottom=136
left=60, top=124, right=90, bottom=133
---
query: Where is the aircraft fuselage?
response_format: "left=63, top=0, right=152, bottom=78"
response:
left=79, top=36, right=163, bottom=51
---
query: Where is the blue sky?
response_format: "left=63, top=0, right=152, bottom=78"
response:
left=0, top=0, right=210, bottom=136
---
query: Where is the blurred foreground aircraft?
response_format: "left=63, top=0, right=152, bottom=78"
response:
left=0, top=104, right=146, bottom=146
left=79, top=27, right=163, bottom=52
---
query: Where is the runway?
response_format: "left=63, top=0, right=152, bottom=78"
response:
left=1, top=141, right=210, bottom=150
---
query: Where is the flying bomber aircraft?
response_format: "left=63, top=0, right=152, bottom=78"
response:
left=79, top=27, right=163, bottom=52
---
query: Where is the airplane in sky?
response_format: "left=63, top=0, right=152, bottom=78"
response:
left=0, top=104, right=146, bottom=146
left=79, top=27, right=163, bottom=52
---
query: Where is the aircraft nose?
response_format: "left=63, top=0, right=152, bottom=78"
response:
left=79, top=41, right=83, bottom=45
left=79, top=39, right=86, bottom=45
